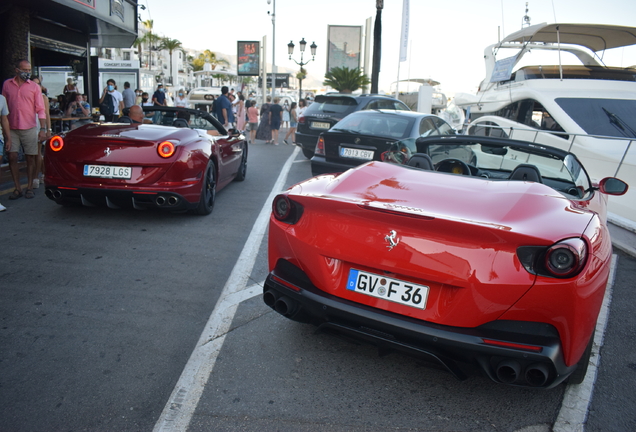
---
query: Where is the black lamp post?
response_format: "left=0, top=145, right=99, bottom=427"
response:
left=288, top=38, right=317, bottom=102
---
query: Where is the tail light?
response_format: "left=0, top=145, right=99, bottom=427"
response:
left=544, top=238, right=587, bottom=277
left=50, top=135, right=64, bottom=152
left=315, top=136, right=325, bottom=156
left=298, top=115, right=305, bottom=124
left=272, top=194, right=304, bottom=224
left=517, top=238, right=587, bottom=278
left=158, top=141, right=175, bottom=158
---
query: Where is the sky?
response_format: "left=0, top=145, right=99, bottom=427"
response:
left=140, top=0, right=636, bottom=96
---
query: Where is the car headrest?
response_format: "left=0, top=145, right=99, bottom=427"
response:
left=407, top=153, right=434, bottom=170
left=172, top=118, right=189, bottom=128
left=509, top=164, right=543, bottom=183
left=118, top=116, right=133, bottom=124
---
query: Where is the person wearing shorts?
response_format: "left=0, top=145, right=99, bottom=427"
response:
left=2, top=60, right=47, bottom=200
left=268, top=97, right=283, bottom=145
left=247, top=100, right=259, bottom=144
left=284, top=102, right=298, bottom=145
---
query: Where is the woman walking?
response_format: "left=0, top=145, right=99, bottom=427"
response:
left=255, top=96, right=273, bottom=144
left=282, top=100, right=290, bottom=129
left=247, top=100, right=259, bottom=144
left=283, top=102, right=297, bottom=145
left=236, top=94, right=246, bottom=132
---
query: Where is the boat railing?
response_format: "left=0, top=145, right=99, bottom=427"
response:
left=467, top=123, right=634, bottom=178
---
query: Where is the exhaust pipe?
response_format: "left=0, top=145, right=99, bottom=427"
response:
left=525, top=363, right=549, bottom=387
left=274, top=296, right=296, bottom=316
left=53, top=189, right=62, bottom=199
left=168, top=196, right=179, bottom=206
left=263, top=290, right=277, bottom=308
left=45, top=189, right=53, bottom=199
left=496, top=360, right=521, bottom=384
left=156, top=196, right=166, bottom=206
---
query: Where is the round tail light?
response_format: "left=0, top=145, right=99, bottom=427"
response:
left=50, top=135, right=64, bottom=152
left=544, top=238, right=587, bottom=278
left=158, top=141, right=175, bottom=158
left=273, top=195, right=291, bottom=220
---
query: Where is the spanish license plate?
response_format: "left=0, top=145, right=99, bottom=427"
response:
left=83, top=164, right=132, bottom=179
left=340, top=147, right=374, bottom=160
left=346, top=269, right=429, bottom=309
left=311, top=121, right=330, bottom=129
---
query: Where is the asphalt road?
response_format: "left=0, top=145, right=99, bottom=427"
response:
left=0, top=142, right=634, bottom=432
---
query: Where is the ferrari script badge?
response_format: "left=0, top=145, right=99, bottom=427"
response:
left=104, top=147, right=111, bottom=157
left=385, top=230, right=399, bottom=251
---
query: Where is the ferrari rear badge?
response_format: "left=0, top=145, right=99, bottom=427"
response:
left=385, top=230, right=399, bottom=251
left=104, top=147, right=111, bottom=157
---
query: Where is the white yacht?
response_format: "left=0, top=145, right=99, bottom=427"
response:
left=455, top=23, right=636, bottom=227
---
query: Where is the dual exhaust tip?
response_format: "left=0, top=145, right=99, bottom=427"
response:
left=263, top=289, right=297, bottom=317
left=496, top=360, right=549, bottom=387
left=155, top=195, right=179, bottom=206
left=45, top=189, right=62, bottom=199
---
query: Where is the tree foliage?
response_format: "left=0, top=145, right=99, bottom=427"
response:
left=191, top=50, right=229, bottom=72
left=323, top=67, right=371, bottom=93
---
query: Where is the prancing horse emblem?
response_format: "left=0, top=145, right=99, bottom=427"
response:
left=385, top=230, right=399, bottom=251
left=104, top=147, right=111, bottom=156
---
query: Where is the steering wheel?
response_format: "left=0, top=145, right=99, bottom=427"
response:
left=383, top=143, right=412, bottom=165
left=435, top=158, right=472, bottom=176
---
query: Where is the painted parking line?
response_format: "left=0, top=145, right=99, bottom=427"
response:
left=153, top=146, right=299, bottom=432
left=552, top=254, right=618, bottom=432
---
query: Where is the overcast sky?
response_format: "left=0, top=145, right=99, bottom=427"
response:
left=141, top=0, right=636, bottom=95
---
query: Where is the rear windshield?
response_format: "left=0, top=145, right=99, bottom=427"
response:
left=332, top=112, right=414, bottom=139
left=304, top=96, right=359, bottom=116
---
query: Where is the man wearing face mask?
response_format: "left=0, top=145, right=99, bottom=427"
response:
left=152, top=84, right=167, bottom=107
left=1, top=59, right=47, bottom=200
left=98, top=78, right=124, bottom=122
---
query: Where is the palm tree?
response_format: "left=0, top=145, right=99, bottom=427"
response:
left=142, top=19, right=160, bottom=71
left=191, top=49, right=229, bottom=72
left=159, top=37, right=182, bottom=85
left=132, top=37, right=144, bottom=66
left=323, top=67, right=371, bottom=93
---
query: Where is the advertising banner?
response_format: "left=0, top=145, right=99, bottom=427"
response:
left=327, top=25, right=362, bottom=72
left=237, top=41, right=260, bottom=76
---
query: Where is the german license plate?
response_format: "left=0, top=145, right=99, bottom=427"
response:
left=346, top=269, right=429, bottom=309
left=311, top=121, right=330, bottom=129
left=340, top=147, right=374, bottom=160
left=83, top=164, right=132, bottom=179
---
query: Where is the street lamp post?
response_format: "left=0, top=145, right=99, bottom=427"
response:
left=267, top=0, right=276, bottom=96
left=287, top=38, right=317, bottom=103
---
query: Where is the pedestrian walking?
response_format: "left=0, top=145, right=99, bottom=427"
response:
left=284, top=102, right=298, bottom=145
left=30, top=75, right=51, bottom=189
left=282, top=100, right=290, bottom=129
left=98, top=79, right=124, bottom=122
left=269, top=97, right=283, bottom=145
left=214, top=86, right=233, bottom=128
left=122, top=82, right=135, bottom=109
left=1, top=60, right=48, bottom=200
left=236, top=94, right=246, bottom=132
left=297, top=98, right=307, bottom=118
left=255, top=96, right=273, bottom=143
left=0, top=94, right=12, bottom=211
left=247, top=100, right=259, bottom=144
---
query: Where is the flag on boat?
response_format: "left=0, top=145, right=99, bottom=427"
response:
left=399, top=0, right=409, bottom=62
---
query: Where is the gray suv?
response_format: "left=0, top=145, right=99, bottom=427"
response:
left=296, top=94, right=410, bottom=159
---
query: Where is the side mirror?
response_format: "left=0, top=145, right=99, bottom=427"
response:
left=598, top=177, right=629, bottom=196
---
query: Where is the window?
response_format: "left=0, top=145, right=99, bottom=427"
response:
left=432, top=117, right=455, bottom=135
left=419, top=118, right=438, bottom=136
left=555, top=98, right=636, bottom=138
left=123, top=52, right=131, bottom=61
left=494, top=99, right=565, bottom=134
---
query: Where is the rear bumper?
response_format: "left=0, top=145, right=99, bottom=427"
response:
left=310, top=155, right=356, bottom=176
left=295, top=131, right=320, bottom=153
left=264, top=260, right=577, bottom=388
left=44, top=185, right=197, bottom=211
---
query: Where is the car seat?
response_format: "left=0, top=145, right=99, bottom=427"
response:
left=407, top=153, right=434, bottom=170
left=509, top=164, right=543, bottom=183
left=118, top=116, right=132, bottom=124
left=172, top=118, right=189, bottom=128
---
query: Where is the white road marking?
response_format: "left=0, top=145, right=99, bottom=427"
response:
left=552, top=254, right=618, bottom=432
left=153, top=146, right=300, bottom=432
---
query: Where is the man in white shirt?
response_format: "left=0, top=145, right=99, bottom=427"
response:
left=98, top=78, right=124, bottom=122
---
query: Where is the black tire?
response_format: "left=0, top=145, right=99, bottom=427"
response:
left=192, top=160, right=216, bottom=215
left=302, top=147, right=314, bottom=159
left=568, top=331, right=594, bottom=384
left=234, top=148, right=247, bottom=182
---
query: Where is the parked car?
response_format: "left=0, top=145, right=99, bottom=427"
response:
left=44, top=106, right=248, bottom=215
left=264, top=134, right=628, bottom=388
left=311, top=110, right=455, bottom=176
left=296, top=93, right=410, bottom=159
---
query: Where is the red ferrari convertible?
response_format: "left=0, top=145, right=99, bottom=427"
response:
left=263, top=135, right=628, bottom=388
left=44, top=106, right=247, bottom=215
